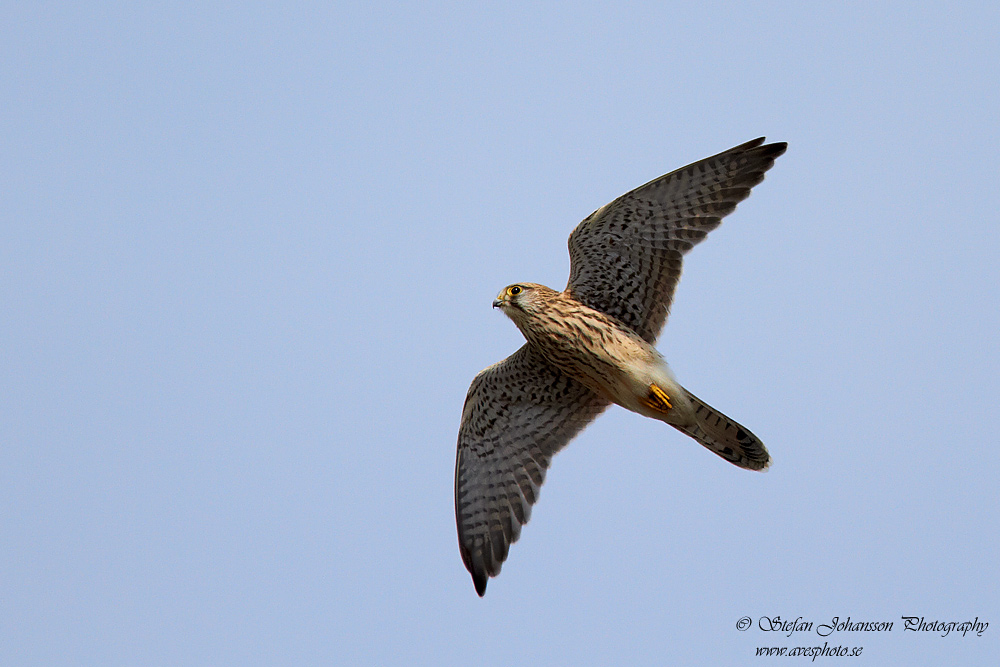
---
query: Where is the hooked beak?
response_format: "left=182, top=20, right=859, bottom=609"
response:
left=492, top=298, right=503, bottom=309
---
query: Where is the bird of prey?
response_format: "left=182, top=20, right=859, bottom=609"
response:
left=454, top=138, right=786, bottom=596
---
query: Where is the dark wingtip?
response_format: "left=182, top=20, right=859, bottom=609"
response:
left=458, top=540, right=490, bottom=596
left=721, top=137, right=787, bottom=165
left=765, top=140, right=788, bottom=157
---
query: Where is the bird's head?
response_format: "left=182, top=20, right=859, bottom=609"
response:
left=492, top=283, right=554, bottom=322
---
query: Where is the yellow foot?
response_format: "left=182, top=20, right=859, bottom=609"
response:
left=640, top=383, right=673, bottom=414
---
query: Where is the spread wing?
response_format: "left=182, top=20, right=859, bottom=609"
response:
left=566, top=137, right=787, bottom=343
left=455, top=344, right=609, bottom=596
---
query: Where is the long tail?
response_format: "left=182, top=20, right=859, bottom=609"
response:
left=672, top=390, right=770, bottom=471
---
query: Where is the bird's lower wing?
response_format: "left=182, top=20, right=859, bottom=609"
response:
left=455, top=344, right=609, bottom=596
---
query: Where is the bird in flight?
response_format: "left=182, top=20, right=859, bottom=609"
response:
left=454, top=138, right=786, bottom=596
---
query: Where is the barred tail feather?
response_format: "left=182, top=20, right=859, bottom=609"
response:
left=673, top=390, right=770, bottom=471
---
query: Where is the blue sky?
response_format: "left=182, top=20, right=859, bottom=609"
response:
left=3, top=2, right=998, bottom=665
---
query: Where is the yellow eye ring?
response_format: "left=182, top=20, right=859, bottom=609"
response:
left=508, top=285, right=522, bottom=296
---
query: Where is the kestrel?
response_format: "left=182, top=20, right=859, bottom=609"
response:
left=455, top=138, right=786, bottom=596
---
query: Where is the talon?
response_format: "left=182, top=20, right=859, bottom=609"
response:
left=640, top=383, right=673, bottom=414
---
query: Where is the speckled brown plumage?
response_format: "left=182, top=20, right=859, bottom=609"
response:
left=455, top=138, right=786, bottom=596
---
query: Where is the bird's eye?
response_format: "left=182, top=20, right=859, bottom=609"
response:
left=508, top=285, right=522, bottom=296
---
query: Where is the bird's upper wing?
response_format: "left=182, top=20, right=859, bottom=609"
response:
left=566, top=138, right=787, bottom=343
left=455, top=344, right=609, bottom=596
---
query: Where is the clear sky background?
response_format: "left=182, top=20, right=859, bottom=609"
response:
left=3, top=2, right=998, bottom=665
